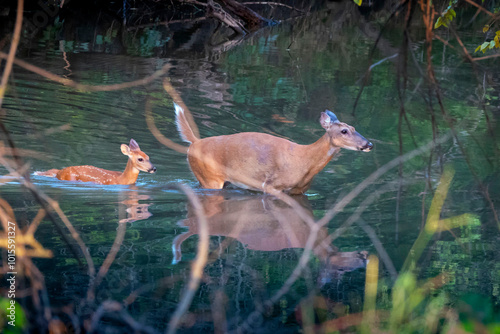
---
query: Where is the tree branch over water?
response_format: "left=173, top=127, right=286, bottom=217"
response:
left=167, top=184, right=210, bottom=334
left=0, top=52, right=171, bottom=92
left=0, top=0, right=23, bottom=108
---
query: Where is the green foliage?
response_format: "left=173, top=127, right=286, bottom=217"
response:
left=434, top=3, right=457, bottom=29
left=0, top=298, right=27, bottom=333
left=433, top=0, right=500, bottom=54
left=358, top=168, right=495, bottom=333
left=474, top=30, right=500, bottom=53
left=458, top=294, right=500, bottom=332
left=353, top=0, right=363, bottom=6
left=386, top=272, right=449, bottom=333
left=124, top=28, right=171, bottom=57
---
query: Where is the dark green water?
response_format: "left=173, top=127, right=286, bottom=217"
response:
left=1, top=6, right=499, bottom=333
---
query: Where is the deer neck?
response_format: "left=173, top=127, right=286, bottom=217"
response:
left=300, top=133, right=340, bottom=178
left=117, top=158, right=140, bottom=185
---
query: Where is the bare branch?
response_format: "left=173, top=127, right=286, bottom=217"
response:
left=145, top=99, right=189, bottom=154
left=166, top=184, right=210, bottom=334
left=472, top=53, right=500, bottom=61
left=0, top=0, right=23, bottom=108
left=86, top=219, right=127, bottom=301
left=243, top=1, right=305, bottom=13
left=0, top=52, right=171, bottom=92
left=237, top=132, right=452, bottom=332
left=462, top=0, right=495, bottom=17
left=163, top=79, right=200, bottom=139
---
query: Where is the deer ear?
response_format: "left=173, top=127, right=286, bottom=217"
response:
left=129, top=139, right=140, bottom=151
left=121, top=144, right=131, bottom=156
left=320, top=112, right=332, bottom=130
left=325, top=109, right=339, bottom=123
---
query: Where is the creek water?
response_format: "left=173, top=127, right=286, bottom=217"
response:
left=1, top=5, right=499, bottom=333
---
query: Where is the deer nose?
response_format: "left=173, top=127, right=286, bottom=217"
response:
left=362, top=142, right=373, bottom=151
left=149, top=167, right=157, bottom=173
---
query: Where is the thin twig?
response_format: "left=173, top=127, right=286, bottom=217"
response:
left=368, top=53, right=399, bottom=71
left=472, top=53, right=500, bottom=61
left=236, top=133, right=452, bottom=333
left=357, top=218, right=398, bottom=281
left=145, top=100, right=188, bottom=154
left=0, top=0, right=24, bottom=108
left=166, top=184, right=209, bottom=334
left=0, top=153, right=96, bottom=275
left=158, top=80, right=316, bottom=228
left=163, top=79, right=200, bottom=139
left=0, top=52, right=171, bottom=92
left=434, top=34, right=457, bottom=51
left=316, top=132, right=452, bottom=231
left=89, top=301, right=156, bottom=334
left=127, top=17, right=207, bottom=31
left=86, top=219, right=127, bottom=301
left=449, top=28, right=474, bottom=63
left=462, top=0, right=495, bottom=17
left=243, top=1, right=305, bottom=12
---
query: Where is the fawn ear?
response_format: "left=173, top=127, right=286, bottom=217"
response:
left=121, top=144, right=131, bottom=157
left=129, top=139, right=140, bottom=151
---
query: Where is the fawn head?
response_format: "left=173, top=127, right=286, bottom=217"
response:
left=121, top=139, right=157, bottom=173
left=320, top=110, right=373, bottom=152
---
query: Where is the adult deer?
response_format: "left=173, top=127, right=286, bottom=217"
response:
left=35, top=139, right=156, bottom=185
left=174, top=104, right=372, bottom=194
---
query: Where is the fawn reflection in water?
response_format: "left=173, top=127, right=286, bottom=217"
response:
left=173, top=193, right=368, bottom=283
left=118, top=191, right=152, bottom=224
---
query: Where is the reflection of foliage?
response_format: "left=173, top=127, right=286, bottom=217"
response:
left=38, top=17, right=64, bottom=45
left=352, top=167, right=496, bottom=333
left=96, top=25, right=119, bottom=45
left=124, top=28, right=171, bottom=57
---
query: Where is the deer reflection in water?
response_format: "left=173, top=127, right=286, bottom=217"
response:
left=172, top=193, right=368, bottom=282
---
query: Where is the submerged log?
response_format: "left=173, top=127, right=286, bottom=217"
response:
left=206, top=0, right=274, bottom=34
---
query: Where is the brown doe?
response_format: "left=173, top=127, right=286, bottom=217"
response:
left=174, top=103, right=373, bottom=194
left=35, top=139, right=156, bottom=185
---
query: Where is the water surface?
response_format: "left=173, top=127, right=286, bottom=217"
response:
left=1, top=7, right=499, bottom=333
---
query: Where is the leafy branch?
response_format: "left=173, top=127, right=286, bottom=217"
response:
left=475, top=28, right=500, bottom=53
left=434, top=3, right=457, bottom=29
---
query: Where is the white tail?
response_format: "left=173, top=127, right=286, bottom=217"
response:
left=174, top=103, right=199, bottom=144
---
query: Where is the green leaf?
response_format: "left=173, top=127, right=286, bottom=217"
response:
left=480, top=42, right=490, bottom=51
left=474, top=45, right=482, bottom=53
left=352, top=0, right=362, bottom=6
left=435, top=17, right=443, bottom=29
left=450, top=8, right=456, bottom=17
left=490, top=40, right=496, bottom=48
left=483, top=25, right=490, bottom=33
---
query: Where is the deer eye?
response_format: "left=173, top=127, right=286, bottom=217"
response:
left=341, top=129, right=348, bottom=134
left=138, top=158, right=144, bottom=162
